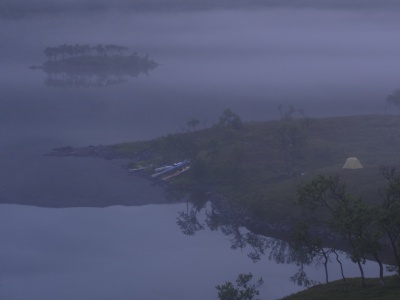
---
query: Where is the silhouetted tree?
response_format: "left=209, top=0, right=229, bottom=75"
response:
left=219, top=108, right=243, bottom=130
left=291, top=222, right=335, bottom=284
left=378, top=166, right=400, bottom=276
left=187, top=117, right=200, bottom=131
left=297, top=175, right=373, bottom=285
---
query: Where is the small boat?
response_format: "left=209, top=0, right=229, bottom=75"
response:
left=154, top=165, right=173, bottom=172
left=162, top=166, right=191, bottom=181
left=154, top=160, right=188, bottom=172
left=151, top=160, right=189, bottom=178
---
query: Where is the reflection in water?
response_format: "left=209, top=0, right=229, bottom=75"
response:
left=44, top=72, right=129, bottom=88
left=41, top=61, right=157, bottom=88
left=176, top=190, right=388, bottom=288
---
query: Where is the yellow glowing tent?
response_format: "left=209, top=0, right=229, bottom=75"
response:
left=342, top=157, right=363, bottom=169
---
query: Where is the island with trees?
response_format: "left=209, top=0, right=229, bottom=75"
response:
left=30, top=43, right=158, bottom=88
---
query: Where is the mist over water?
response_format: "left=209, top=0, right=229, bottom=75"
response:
left=2, top=9, right=400, bottom=145
left=1, top=5, right=400, bottom=299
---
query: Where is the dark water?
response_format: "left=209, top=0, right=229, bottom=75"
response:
left=1, top=8, right=399, bottom=299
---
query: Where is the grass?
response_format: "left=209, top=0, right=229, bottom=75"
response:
left=115, top=114, right=400, bottom=299
left=116, top=114, right=400, bottom=224
left=280, top=276, right=400, bottom=300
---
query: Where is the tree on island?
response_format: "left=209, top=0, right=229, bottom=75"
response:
left=43, top=43, right=133, bottom=62
left=39, top=43, right=158, bottom=88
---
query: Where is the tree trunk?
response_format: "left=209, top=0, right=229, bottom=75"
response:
left=322, top=251, right=329, bottom=283
left=324, top=259, right=329, bottom=283
left=357, top=260, right=365, bottom=287
left=333, top=250, right=346, bottom=282
left=387, top=232, right=400, bottom=276
left=373, top=253, right=385, bottom=286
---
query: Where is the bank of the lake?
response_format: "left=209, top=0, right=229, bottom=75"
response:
left=45, top=113, right=400, bottom=269
left=280, top=275, right=400, bottom=300
left=50, top=114, right=400, bottom=223
left=46, top=113, right=400, bottom=297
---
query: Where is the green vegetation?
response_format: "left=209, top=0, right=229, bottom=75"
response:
left=52, top=108, right=400, bottom=299
left=280, top=276, right=400, bottom=300
left=117, top=112, right=400, bottom=224
left=116, top=109, right=400, bottom=296
left=122, top=111, right=400, bottom=299
left=295, top=172, right=400, bottom=285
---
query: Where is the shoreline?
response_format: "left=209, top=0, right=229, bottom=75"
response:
left=46, top=144, right=303, bottom=240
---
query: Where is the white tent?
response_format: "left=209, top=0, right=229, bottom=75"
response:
left=342, top=157, right=363, bottom=169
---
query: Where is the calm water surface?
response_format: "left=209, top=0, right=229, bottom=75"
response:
left=1, top=8, right=399, bottom=299
left=0, top=204, right=387, bottom=300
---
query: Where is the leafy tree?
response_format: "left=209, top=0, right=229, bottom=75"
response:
left=219, top=108, right=243, bottom=130
left=330, top=197, right=385, bottom=286
left=187, top=117, right=200, bottom=131
left=296, top=175, right=385, bottom=286
left=291, top=222, right=338, bottom=284
left=378, top=166, right=400, bottom=276
left=216, top=273, right=264, bottom=300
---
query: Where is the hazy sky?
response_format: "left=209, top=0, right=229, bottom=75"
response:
left=2, top=0, right=400, bottom=17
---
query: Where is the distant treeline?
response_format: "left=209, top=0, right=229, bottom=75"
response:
left=43, top=44, right=130, bottom=62
left=2, top=0, right=400, bottom=17
left=38, top=43, right=157, bottom=88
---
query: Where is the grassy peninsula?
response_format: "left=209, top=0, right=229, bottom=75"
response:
left=116, top=112, right=400, bottom=298
left=113, top=113, right=400, bottom=223
left=52, top=112, right=400, bottom=297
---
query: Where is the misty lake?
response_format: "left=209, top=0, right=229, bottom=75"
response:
left=1, top=7, right=399, bottom=299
